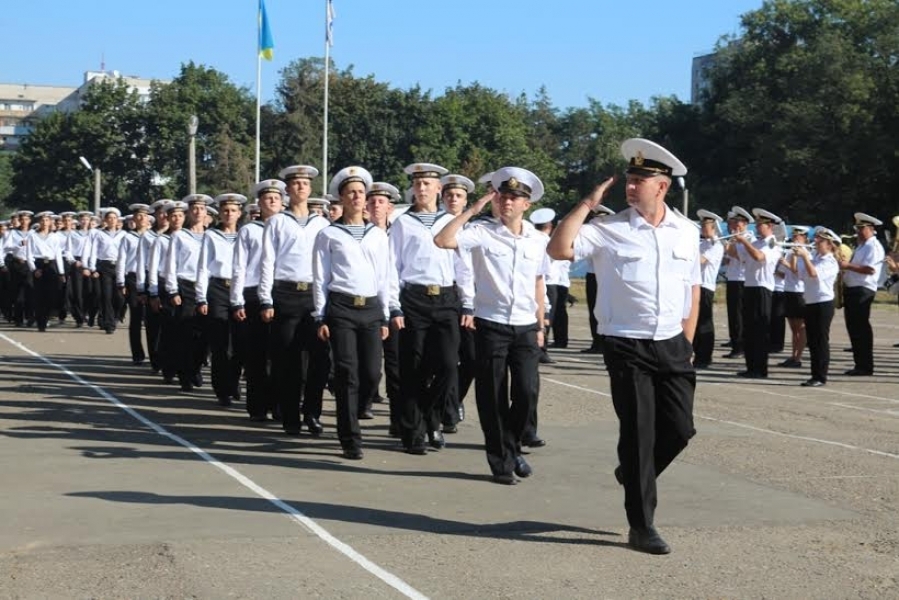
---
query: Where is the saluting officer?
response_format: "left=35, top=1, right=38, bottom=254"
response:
left=117, top=204, right=151, bottom=364
left=259, top=166, right=331, bottom=436
left=548, top=138, right=700, bottom=555
left=197, top=193, right=245, bottom=406
left=840, top=213, right=885, bottom=376
left=26, top=211, right=66, bottom=332
left=435, top=167, right=550, bottom=485
left=388, top=162, right=461, bottom=455
left=313, top=167, right=391, bottom=459
left=232, top=181, right=283, bottom=421
left=86, top=208, right=125, bottom=334
left=694, top=209, right=725, bottom=368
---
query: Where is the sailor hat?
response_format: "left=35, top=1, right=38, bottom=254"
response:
left=128, top=203, right=151, bottom=214
left=254, top=179, right=287, bottom=198
left=206, top=206, right=219, bottom=217
left=730, top=206, right=753, bottom=222
left=182, top=194, right=214, bottom=206
left=100, top=207, right=122, bottom=218
left=246, top=203, right=260, bottom=214
left=329, top=166, right=373, bottom=197
left=529, top=207, right=556, bottom=226
left=214, top=193, right=248, bottom=207
left=751, top=208, right=783, bottom=225
left=35, top=211, right=55, bottom=219
left=150, top=199, right=174, bottom=211
left=76, top=210, right=94, bottom=218
left=853, top=213, right=882, bottom=228
left=491, top=167, right=544, bottom=202
left=696, top=209, right=723, bottom=223
left=404, top=162, right=448, bottom=180
left=440, top=174, right=475, bottom=194
left=278, top=165, right=320, bottom=181
left=367, top=182, right=401, bottom=202
left=814, top=227, right=841, bottom=244
left=165, top=201, right=189, bottom=213
left=308, top=197, right=331, bottom=208
left=16, top=210, right=34, bottom=217
left=59, top=211, right=77, bottom=218
left=621, top=138, right=687, bottom=178
left=791, top=225, right=810, bottom=235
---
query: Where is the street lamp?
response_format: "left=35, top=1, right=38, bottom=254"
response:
left=187, top=115, right=199, bottom=194
left=677, top=176, right=689, bottom=217
left=79, top=155, right=101, bottom=214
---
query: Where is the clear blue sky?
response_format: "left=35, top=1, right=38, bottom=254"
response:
left=2, top=0, right=763, bottom=109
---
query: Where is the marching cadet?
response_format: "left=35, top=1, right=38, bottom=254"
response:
left=308, top=197, right=329, bottom=218
left=232, top=181, right=283, bottom=421
left=0, top=218, right=10, bottom=322
left=313, top=167, right=391, bottom=459
left=388, top=162, right=461, bottom=455
left=196, top=193, right=244, bottom=406
left=56, top=211, right=77, bottom=322
left=164, top=195, right=211, bottom=391
left=148, top=201, right=185, bottom=384
left=7, top=210, right=34, bottom=327
left=245, top=203, right=261, bottom=221
left=794, top=228, right=841, bottom=386
left=86, top=207, right=125, bottom=334
left=366, top=182, right=403, bottom=435
left=117, top=204, right=151, bottom=364
left=435, top=167, right=550, bottom=485
left=439, top=173, right=477, bottom=434
left=259, top=166, right=331, bottom=436
left=66, top=211, right=94, bottom=328
left=548, top=138, right=700, bottom=555
left=693, top=209, right=725, bottom=368
left=722, top=207, right=753, bottom=358
left=778, top=227, right=809, bottom=368
left=839, top=213, right=885, bottom=376
left=729, top=208, right=783, bottom=378
left=26, top=211, right=66, bottom=332
left=137, top=200, right=172, bottom=373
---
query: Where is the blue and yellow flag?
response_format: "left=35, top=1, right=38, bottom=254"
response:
left=258, top=0, right=274, bottom=61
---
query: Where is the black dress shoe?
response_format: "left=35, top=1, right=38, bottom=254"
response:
left=614, top=466, right=624, bottom=485
left=342, top=448, right=364, bottom=460
left=132, top=358, right=145, bottom=366
left=628, top=526, right=671, bottom=555
left=217, top=396, right=232, bottom=407
left=521, top=435, right=546, bottom=448
left=844, top=368, right=873, bottom=376
left=723, top=351, right=745, bottom=359
left=271, top=406, right=282, bottom=422
left=191, top=372, right=204, bottom=388
left=736, top=371, right=767, bottom=379
left=778, top=358, right=802, bottom=368
left=491, top=473, right=518, bottom=485
left=693, top=361, right=711, bottom=369
left=428, top=430, right=445, bottom=449
left=800, top=379, right=825, bottom=387
left=579, top=346, right=603, bottom=354
left=549, top=341, right=568, bottom=349
left=513, top=455, right=532, bottom=478
left=283, top=426, right=301, bottom=436
left=442, top=423, right=458, bottom=434
left=405, top=440, right=427, bottom=455
left=303, top=416, right=324, bottom=437
left=538, top=352, right=556, bottom=364
left=359, top=409, right=375, bottom=420
left=249, top=413, right=268, bottom=422
left=179, top=382, right=193, bottom=392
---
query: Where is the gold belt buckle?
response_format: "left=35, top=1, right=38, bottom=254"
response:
left=296, top=282, right=309, bottom=291
left=223, top=279, right=231, bottom=288
left=353, top=296, right=366, bottom=307
left=426, top=284, right=440, bottom=296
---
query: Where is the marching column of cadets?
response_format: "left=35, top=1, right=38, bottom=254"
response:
left=4, top=137, right=895, bottom=555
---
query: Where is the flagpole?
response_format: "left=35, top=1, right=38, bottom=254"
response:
left=322, top=0, right=331, bottom=196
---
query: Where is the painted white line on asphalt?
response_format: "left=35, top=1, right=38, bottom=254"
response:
left=540, top=368, right=899, bottom=460
left=0, top=333, right=429, bottom=600
left=827, top=402, right=899, bottom=417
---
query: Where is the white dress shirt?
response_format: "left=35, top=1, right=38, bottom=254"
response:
left=798, top=253, right=839, bottom=303
left=312, top=223, right=391, bottom=321
left=6, top=229, right=30, bottom=260
left=387, top=210, right=458, bottom=312
left=258, top=212, right=329, bottom=306
left=195, top=229, right=238, bottom=305
left=781, top=250, right=805, bottom=293
left=843, top=236, right=885, bottom=291
left=26, top=232, right=64, bottom=273
left=739, top=236, right=780, bottom=290
left=230, top=221, right=265, bottom=307
left=116, top=230, right=143, bottom=286
left=699, top=237, right=724, bottom=292
left=135, top=230, right=159, bottom=292
left=164, top=229, right=205, bottom=294
left=146, top=233, right=171, bottom=297
left=573, top=206, right=701, bottom=341
left=455, top=219, right=550, bottom=326
left=87, top=229, right=125, bottom=270
left=66, top=230, right=92, bottom=265
left=724, top=234, right=754, bottom=282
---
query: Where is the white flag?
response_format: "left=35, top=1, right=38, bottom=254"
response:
left=326, top=0, right=335, bottom=47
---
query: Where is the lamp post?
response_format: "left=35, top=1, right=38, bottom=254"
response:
left=188, top=115, right=199, bottom=194
left=79, top=156, right=101, bottom=214
left=677, top=176, right=689, bottom=217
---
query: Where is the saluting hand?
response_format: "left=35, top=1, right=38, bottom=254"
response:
left=581, top=176, right=616, bottom=211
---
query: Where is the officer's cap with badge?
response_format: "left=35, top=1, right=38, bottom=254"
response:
left=696, top=209, right=723, bottom=223
left=791, top=225, right=810, bottom=236
left=529, top=207, right=556, bottom=226
left=404, top=162, right=448, bottom=180
left=621, top=138, right=687, bottom=179
left=730, top=206, right=753, bottom=222
left=593, top=205, right=616, bottom=218
left=751, top=208, right=783, bottom=225
left=853, top=213, right=882, bottom=229
left=182, top=194, right=213, bottom=206
left=278, top=165, right=320, bottom=181
left=814, top=227, right=841, bottom=244
left=214, top=193, right=248, bottom=208
left=441, top=174, right=475, bottom=195
left=254, top=179, right=287, bottom=199
left=129, top=203, right=151, bottom=214
left=367, top=182, right=401, bottom=203
left=329, top=166, right=373, bottom=197
left=491, top=167, right=544, bottom=203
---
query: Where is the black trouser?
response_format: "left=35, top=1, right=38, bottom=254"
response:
left=381, top=322, right=402, bottom=429
left=742, top=286, right=772, bottom=376
left=206, top=278, right=242, bottom=401
left=145, top=273, right=162, bottom=372
left=32, top=260, right=60, bottom=331
left=693, top=287, right=716, bottom=364
left=0, top=260, right=11, bottom=321
left=233, top=287, right=273, bottom=418
left=327, top=293, right=384, bottom=451
left=770, top=290, right=786, bottom=352
left=85, top=273, right=100, bottom=326
left=398, top=285, right=460, bottom=447
left=585, top=273, right=602, bottom=349
left=7, top=256, right=33, bottom=325
left=156, top=279, right=177, bottom=380
left=603, top=334, right=696, bottom=529
left=726, top=280, right=744, bottom=351
left=444, top=325, right=476, bottom=427
left=67, top=260, right=86, bottom=325
left=474, top=318, right=540, bottom=477
left=805, top=300, right=834, bottom=383
left=172, top=279, right=206, bottom=388
left=124, top=273, right=146, bottom=362
left=270, top=282, right=329, bottom=431
left=97, top=260, right=122, bottom=332
left=844, top=286, right=876, bottom=373
left=547, top=284, right=570, bottom=346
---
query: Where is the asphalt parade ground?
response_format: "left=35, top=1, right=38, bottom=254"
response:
left=1, top=302, right=898, bottom=599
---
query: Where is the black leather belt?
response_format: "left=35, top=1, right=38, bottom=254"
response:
left=330, top=291, right=378, bottom=307
left=404, top=283, right=455, bottom=296
left=210, top=276, right=231, bottom=288
left=274, top=279, right=312, bottom=292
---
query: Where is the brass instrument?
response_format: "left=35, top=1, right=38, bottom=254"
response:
left=891, top=215, right=899, bottom=253
left=834, top=239, right=853, bottom=310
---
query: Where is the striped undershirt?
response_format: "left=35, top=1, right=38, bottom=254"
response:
left=343, top=224, right=367, bottom=241
left=413, top=211, right=440, bottom=228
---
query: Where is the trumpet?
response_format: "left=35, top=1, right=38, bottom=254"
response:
left=769, top=240, right=814, bottom=249
left=711, top=231, right=751, bottom=243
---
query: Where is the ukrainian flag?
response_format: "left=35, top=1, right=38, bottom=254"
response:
left=258, top=0, right=274, bottom=61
